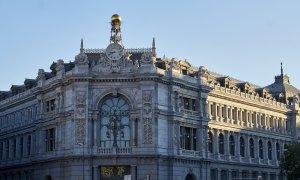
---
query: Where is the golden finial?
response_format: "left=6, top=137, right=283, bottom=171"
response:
left=111, top=14, right=122, bottom=25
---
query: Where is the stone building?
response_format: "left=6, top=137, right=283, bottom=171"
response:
left=0, top=14, right=299, bottom=180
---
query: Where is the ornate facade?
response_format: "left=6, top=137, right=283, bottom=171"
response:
left=0, top=15, right=299, bottom=180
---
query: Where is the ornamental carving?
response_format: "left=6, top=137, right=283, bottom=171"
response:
left=56, top=59, right=65, bottom=72
left=37, top=69, right=45, bottom=81
left=75, top=91, right=87, bottom=144
left=75, top=118, right=86, bottom=144
left=142, top=90, right=153, bottom=144
left=75, top=52, right=88, bottom=65
left=91, top=51, right=136, bottom=74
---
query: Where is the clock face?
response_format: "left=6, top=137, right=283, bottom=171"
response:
left=105, top=43, right=123, bottom=60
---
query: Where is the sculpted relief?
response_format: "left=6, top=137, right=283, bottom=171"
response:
left=143, top=90, right=153, bottom=144
left=75, top=91, right=87, bottom=145
left=91, top=52, right=139, bottom=74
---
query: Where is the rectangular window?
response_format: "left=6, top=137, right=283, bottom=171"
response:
left=27, top=135, right=31, bottom=155
left=222, top=107, right=225, bottom=118
left=180, top=97, right=196, bottom=111
left=0, top=142, right=2, bottom=160
left=183, top=97, right=189, bottom=110
left=191, top=99, right=196, bottom=111
left=46, top=99, right=56, bottom=112
left=180, top=126, right=197, bottom=151
left=45, top=128, right=55, bottom=152
left=20, top=137, right=23, bottom=157
left=13, top=139, right=16, bottom=158
left=6, top=140, right=9, bottom=159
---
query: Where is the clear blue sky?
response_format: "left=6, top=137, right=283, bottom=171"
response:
left=0, top=0, right=300, bottom=90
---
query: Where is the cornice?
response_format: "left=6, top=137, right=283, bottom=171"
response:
left=209, top=91, right=289, bottom=114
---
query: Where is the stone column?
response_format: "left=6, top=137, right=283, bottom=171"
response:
left=238, top=108, right=242, bottom=126
left=236, top=133, right=240, bottom=160
left=266, top=115, right=270, bottom=130
left=224, top=105, right=228, bottom=123
left=93, top=118, right=97, bottom=147
left=213, top=129, right=219, bottom=158
left=264, top=138, right=268, bottom=162
left=213, top=102, right=217, bottom=120
left=227, top=106, right=232, bottom=124
left=200, top=126, right=208, bottom=157
left=254, top=136, right=259, bottom=160
left=92, top=166, right=99, bottom=180
left=244, top=109, right=248, bottom=127
left=205, top=100, right=209, bottom=118
left=131, top=165, right=137, bottom=180
left=272, top=141, right=277, bottom=162
left=245, top=134, right=250, bottom=161
left=253, top=112, right=257, bottom=128
left=217, top=169, right=221, bottom=180
left=228, top=170, right=232, bottom=180
left=216, top=104, right=220, bottom=121
left=131, top=118, right=137, bottom=147
left=248, top=111, right=251, bottom=127
left=263, top=114, right=267, bottom=130
left=275, top=173, right=279, bottom=180
left=224, top=131, right=229, bottom=160
left=208, top=101, right=211, bottom=118
left=235, top=107, right=238, bottom=125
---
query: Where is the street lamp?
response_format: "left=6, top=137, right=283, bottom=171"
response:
left=78, top=142, right=84, bottom=180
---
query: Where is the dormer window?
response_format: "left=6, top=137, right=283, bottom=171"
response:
left=225, top=82, right=230, bottom=89
left=182, top=67, right=187, bottom=75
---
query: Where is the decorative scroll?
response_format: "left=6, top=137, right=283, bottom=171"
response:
left=143, top=90, right=153, bottom=144
left=75, top=91, right=86, bottom=144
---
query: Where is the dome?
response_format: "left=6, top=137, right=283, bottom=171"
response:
left=111, top=14, right=122, bottom=24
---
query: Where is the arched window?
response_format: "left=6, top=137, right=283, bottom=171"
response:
left=276, top=143, right=280, bottom=161
left=259, top=140, right=264, bottom=159
left=100, top=95, right=130, bottom=148
left=249, top=138, right=254, bottom=158
left=208, top=132, right=213, bottom=153
left=240, top=137, right=245, bottom=157
left=268, top=141, right=272, bottom=160
left=219, top=133, right=224, bottom=154
left=229, top=135, right=235, bottom=156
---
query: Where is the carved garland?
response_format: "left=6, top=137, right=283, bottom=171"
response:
left=142, top=90, right=153, bottom=144
left=75, top=91, right=86, bottom=145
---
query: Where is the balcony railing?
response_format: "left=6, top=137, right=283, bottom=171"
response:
left=180, top=149, right=200, bottom=157
left=97, top=147, right=132, bottom=154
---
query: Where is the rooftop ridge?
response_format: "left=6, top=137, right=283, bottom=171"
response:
left=84, top=48, right=152, bottom=54
left=208, top=70, right=261, bottom=88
